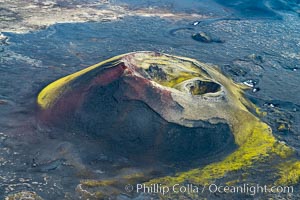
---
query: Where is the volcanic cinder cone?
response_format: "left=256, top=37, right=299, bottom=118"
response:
left=37, top=51, right=237, bottom=163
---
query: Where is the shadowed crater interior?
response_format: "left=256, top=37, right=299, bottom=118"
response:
left=185, top=79, right=221, bottom=95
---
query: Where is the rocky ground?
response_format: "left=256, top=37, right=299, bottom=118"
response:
left=0, top=0, right=206, bottom=33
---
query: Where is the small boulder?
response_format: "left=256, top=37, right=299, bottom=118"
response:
left=192, top=31, right=224, bottom=43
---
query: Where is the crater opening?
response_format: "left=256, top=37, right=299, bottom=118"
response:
left=186, top=80, right=221, bottom=95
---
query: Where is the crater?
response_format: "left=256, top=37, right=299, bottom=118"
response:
left=177, top=78, right=222, bottom=95
left=188, top=80, right=221, bottom=95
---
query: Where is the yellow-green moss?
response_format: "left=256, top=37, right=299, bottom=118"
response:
left=122, top=173, right=149, bottom=184
left=81, top=173, right=148, bottom=188
left=278, top=124, right=286, bottom=131
left=149, top=119, right=293, bottom=186
left=155, top=73, right=198, bottom=88
left=81, top=179, right=116, bottom=187
left=255, top=107, right=267, bottom=117
left=276, top=161, right=300, bottom=185
left=37, top=54, right=126, bottom=109
left=5, top=191, right=43, bottom=200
